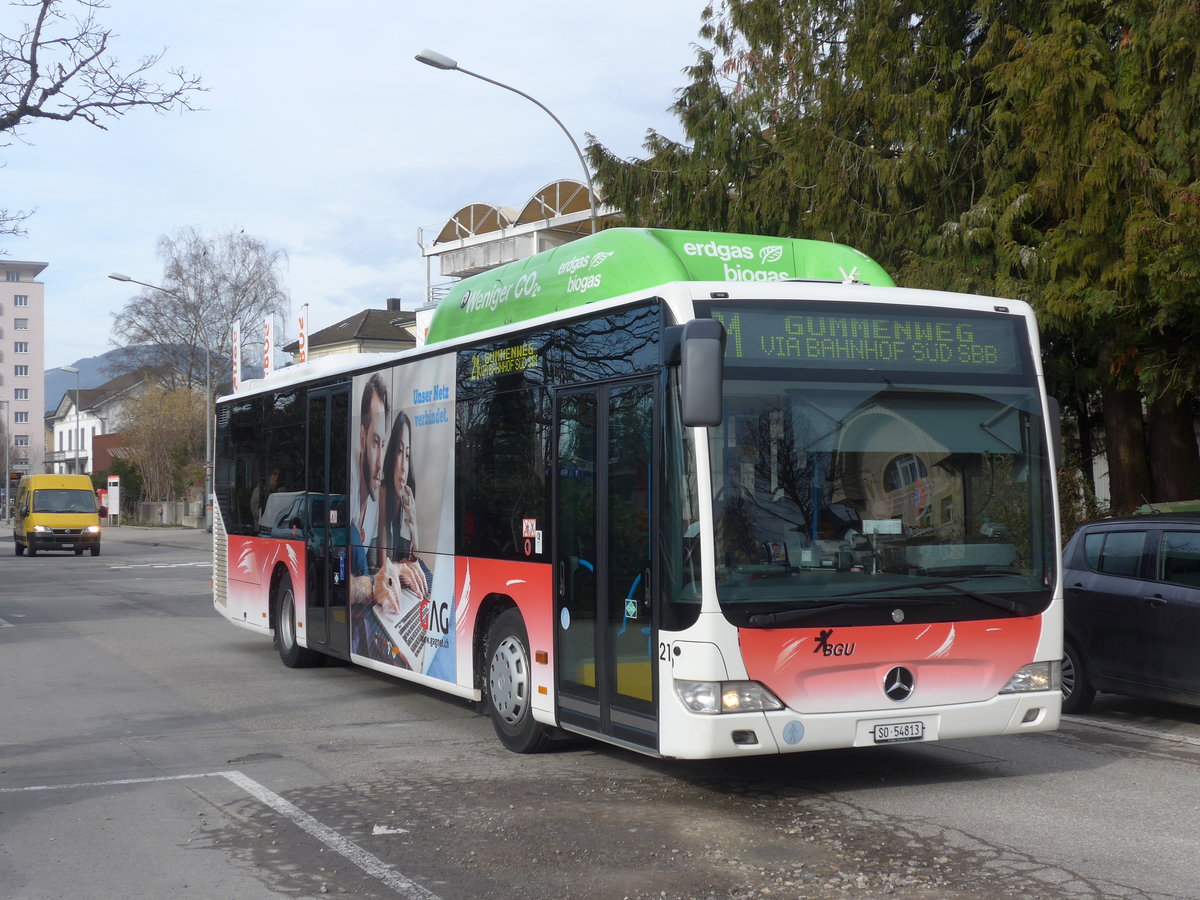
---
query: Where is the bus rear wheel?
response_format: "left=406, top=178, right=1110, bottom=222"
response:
left=486, top=608, right=553, bottom=753
left=274, top=572, right=323, bottom=668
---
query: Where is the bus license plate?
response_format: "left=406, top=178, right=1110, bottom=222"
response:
left=873, top=721, right=924, bottom=744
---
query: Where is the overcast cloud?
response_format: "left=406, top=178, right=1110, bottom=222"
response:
left=2, top=0, right=705, bottom=370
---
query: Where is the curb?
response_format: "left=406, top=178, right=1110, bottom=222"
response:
left=106, top=527, right=213, bottom=552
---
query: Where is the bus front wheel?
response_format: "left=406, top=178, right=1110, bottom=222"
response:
left=274, top=573, right=323, bottom=668
left=486, top=609, right=553, bottom=753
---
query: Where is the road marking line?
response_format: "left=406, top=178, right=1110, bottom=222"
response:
left=221, top=771, right=438, bottom=900
left=0, top=617, right=12, bottom=628
left=0, top=772, right=224, bottom=793
left=107, top=562, right=212, bottom=569
left=0, top=770, right=440, bottom=900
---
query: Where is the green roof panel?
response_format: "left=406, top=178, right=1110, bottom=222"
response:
left=425, top=228, right=893, bottom=343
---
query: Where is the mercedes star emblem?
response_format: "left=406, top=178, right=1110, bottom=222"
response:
left=884, top=665, right=915, bottom=702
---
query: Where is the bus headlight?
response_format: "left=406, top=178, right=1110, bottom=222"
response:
left=33, top=525, right=52, bottom=533
left=675, top=679, right=784, bottom=714
left=1000, top=661, right=1060, bottom=694
left=85, top=525, right=101, bottom=533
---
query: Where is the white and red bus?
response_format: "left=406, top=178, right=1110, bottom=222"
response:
left=213, top=228, right=1062, bottom=758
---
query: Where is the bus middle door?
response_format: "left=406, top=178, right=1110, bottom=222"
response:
left=305, top=386, right=352, bottom=658
left=554, top=379, right=657, bottom=751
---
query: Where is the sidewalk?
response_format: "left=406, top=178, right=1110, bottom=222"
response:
left=104, top=524, right=215, bottom=552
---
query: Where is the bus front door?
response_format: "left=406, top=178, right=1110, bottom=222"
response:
left=554, top=380, right=657, bottom=751
left=305, top=386, right=352, bottom=658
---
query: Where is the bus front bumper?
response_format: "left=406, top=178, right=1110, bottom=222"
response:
left=657, top=690, right=1061, bottom=759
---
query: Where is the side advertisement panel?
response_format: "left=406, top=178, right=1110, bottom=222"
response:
left=223, top=535, right=304, bottom=633
left=348, top=354, right=457, bottom=681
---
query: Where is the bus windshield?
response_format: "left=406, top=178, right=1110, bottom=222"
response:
left=708, top=373, right=1055, bottom=625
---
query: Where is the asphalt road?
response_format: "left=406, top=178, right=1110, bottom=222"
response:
left=3, top=526, right=1200, bottom=899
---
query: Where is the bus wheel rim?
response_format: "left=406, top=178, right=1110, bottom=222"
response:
left=280, top=590, right=295, bottom=651
left=490, top=635, right=528, bottom=725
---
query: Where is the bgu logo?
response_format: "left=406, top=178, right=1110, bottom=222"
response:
left=813, top=628, right=856, bottom=657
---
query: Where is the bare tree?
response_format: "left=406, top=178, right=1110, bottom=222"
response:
left=118, top=382, right=204, bottom=501
left=110, top=226, right=290, bottom=390
left=0, top=0, right=202, bottom=234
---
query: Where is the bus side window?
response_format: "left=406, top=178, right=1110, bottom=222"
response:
left=222, top=396, right=263, bottom=535
left=456, top=390, right=550, bottom=561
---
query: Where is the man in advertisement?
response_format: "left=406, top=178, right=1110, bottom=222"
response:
left=350, top=373, right=389, bottom=581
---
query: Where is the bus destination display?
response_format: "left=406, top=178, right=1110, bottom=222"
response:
left=711, top=306, right=1023, bottom=375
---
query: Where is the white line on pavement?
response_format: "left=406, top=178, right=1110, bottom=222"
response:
left=221, top=770, right=439, bottom=900
left=107, top=562, right=212, bottom=569
left=0, top=769, right=440, bottom=900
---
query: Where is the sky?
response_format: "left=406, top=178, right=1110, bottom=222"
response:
left=2, top=0, right=708, bottom=373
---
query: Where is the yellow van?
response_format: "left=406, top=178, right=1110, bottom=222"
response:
left=13, top=474, right=103, bottom=557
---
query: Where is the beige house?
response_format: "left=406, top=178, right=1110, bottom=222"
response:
left=1, top=260, right=47, bottom=494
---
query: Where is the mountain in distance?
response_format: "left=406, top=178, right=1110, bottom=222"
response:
left=44, top=345, right=261, bottom=413
left=44, top=346, right=146, bottom=412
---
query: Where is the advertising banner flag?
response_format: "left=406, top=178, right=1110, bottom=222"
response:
left=298, top=305, right=309, bottom=364
left=262, top=317, right=273, bottom=378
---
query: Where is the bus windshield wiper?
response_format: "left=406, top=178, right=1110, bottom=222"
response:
left=828, top=575, right=1023, bottom=610
left=743, top=576, right=1026, bottom=626
left=747, top=596, right=953, bottom=627
left=918, top=580, right=1024, bottom=615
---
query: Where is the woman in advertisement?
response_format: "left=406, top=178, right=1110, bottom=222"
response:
left=355, top=408, right=439, bottom=674
left=377, top=411, right=431, bottom=600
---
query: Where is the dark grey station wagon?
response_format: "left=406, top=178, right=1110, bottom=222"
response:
left=1062, top=514, right=1200, bottom=713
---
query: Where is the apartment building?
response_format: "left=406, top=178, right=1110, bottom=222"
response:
left=0, top=260, right=47, bottom=497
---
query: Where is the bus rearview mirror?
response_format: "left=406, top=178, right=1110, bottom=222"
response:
left=680, top=318, right=725, bottom=427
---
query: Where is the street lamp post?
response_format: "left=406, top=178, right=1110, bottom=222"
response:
left=109, top=272, right=214, bottom=530
left=0, top=397, right=9, bottom=522
left=60, top=366, right=81, bottom=474
left=415, top=48, right=598, bottom=232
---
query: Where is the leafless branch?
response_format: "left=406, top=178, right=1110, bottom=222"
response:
left=0, top=0, right=203, bottom=136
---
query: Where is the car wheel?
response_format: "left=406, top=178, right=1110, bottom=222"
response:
left=1061, top=638, right=1095, bottom=714
left=273, top=572, right=323, bottom=668
left=14, top=540, right=23, bottom=556
left=486, top=608, right=553, bottom=753
left=27, top=543, right=36, bottom=557
left=74, top=547, right=84, bottom=556
left=91, top=545, right=100, bottom=557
